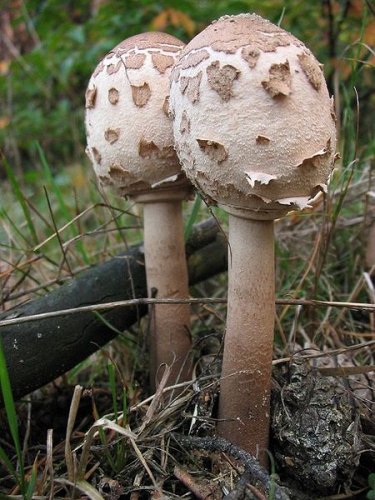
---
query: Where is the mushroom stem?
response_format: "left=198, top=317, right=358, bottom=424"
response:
left=218, top=214, right=275, bottom=465
left=141, top=194, right=192, bottom=391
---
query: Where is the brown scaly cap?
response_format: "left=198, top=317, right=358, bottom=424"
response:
left=170, top=14, right=337, bottom=220
left=85, top=32, right=191, bottom=198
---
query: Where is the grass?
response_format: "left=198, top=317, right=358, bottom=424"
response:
left=0, top=144, right=374, bottom=498
left=0, top=336, right=26, bottom=496
left=1, top=15, right=375, bottom=500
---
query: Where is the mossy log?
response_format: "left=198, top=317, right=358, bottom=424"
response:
left=0, top=219, right=227, bottom=402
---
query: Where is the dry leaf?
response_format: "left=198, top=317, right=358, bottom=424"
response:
left=151, top=8, right=196, bottom=37
left=0, top=116, right=10, bottom=128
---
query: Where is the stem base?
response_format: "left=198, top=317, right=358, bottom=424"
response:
left=218, top=215, right=275, bottom=465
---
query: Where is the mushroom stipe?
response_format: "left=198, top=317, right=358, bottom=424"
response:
left=170, top=13, right=337, bottom=465
left=85, top=32, right=194, bottom=392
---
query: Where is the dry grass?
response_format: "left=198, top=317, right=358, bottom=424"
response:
left=1, top=159, right=375, bottom=497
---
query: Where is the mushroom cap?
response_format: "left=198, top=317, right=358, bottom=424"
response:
left=170, top=14, right=337, bottom=220
left=85, top=32, right=188, bottom=197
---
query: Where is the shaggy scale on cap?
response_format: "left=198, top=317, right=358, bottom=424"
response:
left=170, top=14, right=337, bottom=220
left=85, top=32, right=187, bottom=197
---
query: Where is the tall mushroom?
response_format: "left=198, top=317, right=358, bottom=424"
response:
left=85, top=32, right=193, bottom=391
left=170, top=14, right=337, bottom=463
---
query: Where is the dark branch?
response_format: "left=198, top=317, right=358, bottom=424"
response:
left=0, top=219, right=227, bottom=403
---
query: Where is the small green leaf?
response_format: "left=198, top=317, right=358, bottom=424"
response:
left=0, top=336, right=25, bottom=491
left=108, top=362, right=118, bottom=422
left=25, top=460, right=38, bottom=500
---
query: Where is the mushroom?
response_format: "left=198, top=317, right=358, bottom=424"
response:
left=85, top=32, right=193, bottom=391
left=170, top=14, right=337, bottom=463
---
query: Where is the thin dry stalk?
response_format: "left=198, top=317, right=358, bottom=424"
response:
left=130, top=471, right=144, bottom=500
left=21, top=395, right=32, bottom=467
left=44, top=187, right=73, bottom=276
left=174, top=465, right=219, bottom=499
left=279, top=229, right=323, bottom=322
left=84, top=461, right=101, bottom=481
left=76, top=418, right=136, bottom=479
left=364, top=271, right=375, bottom=330
left=47, top=429, right=54, bottom=500
left=129, top=438, right=158, bottom=490
left=65, top=384, right=83, bottom=482
left=54, top=477, right=105, bottom=499
left=273, top=339, right=375, bottom=365
left=160, top=435, right=167, bottom=472
left=334, top=264, right=375, bottom=326
left=33, top=204, right=97, bottom=251
left=138, top=392, right=192, bottom=438
left=4, top=296, right=375, bottom=328
left=138, top=364, right=171, bottom=434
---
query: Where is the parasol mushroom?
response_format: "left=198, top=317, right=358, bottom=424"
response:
left=170, top=14, right=337, bottom=464
left=85, top=32, right=193, bottom=391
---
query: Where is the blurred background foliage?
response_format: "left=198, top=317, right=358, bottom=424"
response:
left=0, top=0, right=374, bottom=176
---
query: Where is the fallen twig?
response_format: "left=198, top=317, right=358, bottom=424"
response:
left=174, top=465, right=220, bottom=499
left=171, top=434, right=290, bottom=500
left=2, top=297, right=375, bottom=328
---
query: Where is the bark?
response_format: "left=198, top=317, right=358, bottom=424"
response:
left=0, top=219, right=226, bottom=402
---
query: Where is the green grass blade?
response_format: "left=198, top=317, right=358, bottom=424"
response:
left=184, top=194, right=202, bottom=241
left=121, top=388, right=128, bottom=427
left=93, top=312, right=135, bottom=342
left=2, top=156, right=38, bottom=246
left=35, top=141, right=90, bottom=264
left=97, top=426, right=116, bottom=471
left=25, top=460, right=38, bottom=500
left=0, top=336, right=25, bottom=491
left=108, top=363, right=118, bottom=423
left=35, top=142, right=70, bottom=218
left=277, top=7, right=286, bottom=27
left=90, top=399, right=116, bottom=472
left=0, top=445, right=20, bottom=487
left=0, top=206, right=32, bottom=247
